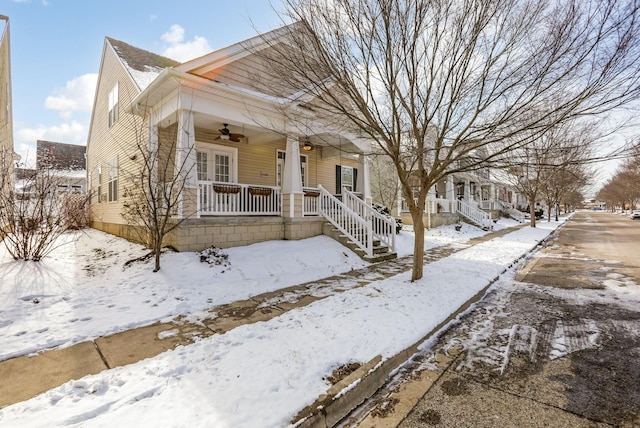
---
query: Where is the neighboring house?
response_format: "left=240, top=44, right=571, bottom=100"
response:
left=399, top=158, right=527, bottom=229
left=86, top=26, right=396, bottom=259
left=0, top=15, right=18, bottom=198
left=36, top=140, right=86, bottom=194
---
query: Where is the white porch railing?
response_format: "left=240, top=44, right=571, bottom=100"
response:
left=303, top=187, right=320, bottom=216
left=427, top=197, right=457, bottom=214
left=197, top=181, right=281, bottom=215
left=342, top=188, right=396, bottom=254
left=496, top=200, right=526, bottom=223
left=402, top=197, right=457, bottom=213
left=318, top=185, right=396, bottom=258
left=457, top=199, right=493, bottom=229
left=480, top=200, right=503, bottom=211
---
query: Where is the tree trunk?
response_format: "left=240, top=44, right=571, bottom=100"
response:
left=411, top=210, right=425, bottom=281
left=153, top=234, right=162, bottom=272
left=529, top=198, right=537, bottom=228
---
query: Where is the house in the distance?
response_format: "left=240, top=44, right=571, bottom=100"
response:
left=36, top=140, right=86, bottom=194
left=86, top=25, right=396, bottom=260
left=13, top=140, right=86, bottom=198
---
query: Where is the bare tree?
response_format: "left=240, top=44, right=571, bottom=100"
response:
left=256, top=0, right=640, bottom=280
left=597, top=146, right=640, bottom=210
left=120, top=110, right=197, bottom=272
left=541, top=164, right=590, bottom=222
left=0, top=163, right=89, bottom=261
left=369, top=150, right=401, bottom=212
left=509, top=121, right=595, bottom=226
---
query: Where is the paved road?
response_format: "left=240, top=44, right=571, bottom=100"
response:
left=347, top=212, right=640, bottom=427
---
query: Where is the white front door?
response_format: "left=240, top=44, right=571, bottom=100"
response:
left=197, top=144, right=238, bottom=212
left=197, top=144, right=238, bottom=183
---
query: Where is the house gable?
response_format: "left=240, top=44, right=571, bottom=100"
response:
left=86, top=37, right=178, bottom=224
left=177, top=24, right=311, bottom=100
left=107, top=37, right=180, bottom=91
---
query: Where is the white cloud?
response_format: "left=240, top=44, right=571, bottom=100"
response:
left=161, top=24, right=185, bottom=44
left=160, top=24, right=211, bottom=62
left=44, top=73, right=98, bottom=118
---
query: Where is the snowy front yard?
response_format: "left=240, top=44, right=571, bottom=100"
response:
left=0, top=221, right=496, bottom=362
left=0, top=218, right=543, bottom=427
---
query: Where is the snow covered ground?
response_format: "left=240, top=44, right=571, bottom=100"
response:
left=0, top=217, right=552, bottom=427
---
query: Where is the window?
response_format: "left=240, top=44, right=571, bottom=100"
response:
left=276, top=150, right=307, bottom=187
left=108, top=83, right=119, bottom=127
left=214, top=153, right=230, bottom=182
left=97, top=166, right=102, bottom=203
left=336, top=165, right=356, bottom=193
left=108, top=156, right=118, bottom=202
left=341, top=166, right=354, bottom=191
left=197, top=152, right=208, bottom=181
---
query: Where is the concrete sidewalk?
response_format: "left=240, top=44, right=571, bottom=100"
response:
left=0, top=224, right=527, bottom=416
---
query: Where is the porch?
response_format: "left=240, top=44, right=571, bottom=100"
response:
left=197, top=182, right=322, bottom=216
left=399, top=172, right=526, bottom=228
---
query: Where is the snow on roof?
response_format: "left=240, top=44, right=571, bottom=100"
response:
left=107, top=37, right=180, bottom=91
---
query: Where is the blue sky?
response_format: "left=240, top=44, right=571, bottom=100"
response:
left=3, top=0, right=284, bottom=166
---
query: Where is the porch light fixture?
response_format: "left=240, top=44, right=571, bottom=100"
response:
left=303, top=138, right=314, bottom=151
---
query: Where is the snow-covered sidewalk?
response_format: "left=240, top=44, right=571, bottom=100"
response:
left=0, top=219, right=562, bottom=427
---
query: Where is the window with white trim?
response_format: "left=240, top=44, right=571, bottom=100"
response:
left=276, top=150, right=307, bottom=187
left=214, top=153, right=230, bottom=182
left=197, top=152, right=208, bottom=181
left=97, top=166, right=102, bottom=203
left=108, top=83, right=119, bottom=127
left=108, top=156, right=118, bottom=202
left=341, top=166, right=354, bottom=191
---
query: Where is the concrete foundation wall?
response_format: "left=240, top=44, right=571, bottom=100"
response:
left=91, top=216, right=326, bottom=252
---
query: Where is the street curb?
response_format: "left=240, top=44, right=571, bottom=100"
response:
left=292, top=275, right=501, bottom=428
left=292, top=224, right=563, bottom=428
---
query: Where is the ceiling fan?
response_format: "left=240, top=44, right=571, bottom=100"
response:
left=216, top=123, right=245, bottom=143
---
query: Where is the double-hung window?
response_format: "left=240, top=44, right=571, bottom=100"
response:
left=97, top=166, right=102, bottom=203
left=108, top=156, right=118, bottom=202
left=108, top=83, right=119, bottom=127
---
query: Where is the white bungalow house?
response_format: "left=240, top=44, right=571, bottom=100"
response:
left=86, top=25, right=396, bottom=260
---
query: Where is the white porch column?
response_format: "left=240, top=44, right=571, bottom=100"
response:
left=175, top=110, right=197, bottom=218
left=357, top=154, right=372, bottom=205
left=175, top=110, right=197, bottom=187
left=446, top=177, right=455, bottom=201
left=282, top=135, right=303, bottom=218
left=147, top=113, right=160, bottom=187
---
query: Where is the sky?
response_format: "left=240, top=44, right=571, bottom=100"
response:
left=1, top=0, right=630, bottom=194
left=0, top=218, right=589, bottom=427
left=2, top=0, right=285, bottom=166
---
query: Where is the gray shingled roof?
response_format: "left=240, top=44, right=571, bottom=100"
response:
left=107, top=37, right=180, bottom=90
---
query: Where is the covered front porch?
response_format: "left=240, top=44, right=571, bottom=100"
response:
left=399, top=169, right=526, bottom=228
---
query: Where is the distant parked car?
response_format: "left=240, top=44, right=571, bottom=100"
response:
left=630, top=210, right=640, bottom=220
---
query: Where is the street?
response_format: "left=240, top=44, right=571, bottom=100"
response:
left=347, top=211, right=640, bottom=427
